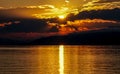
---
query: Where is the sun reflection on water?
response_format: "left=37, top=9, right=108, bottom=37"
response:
left=59, top=45, right=64, bottom=74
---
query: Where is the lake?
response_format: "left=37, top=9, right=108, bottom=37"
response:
left=0, top=45, right=120, bottom=74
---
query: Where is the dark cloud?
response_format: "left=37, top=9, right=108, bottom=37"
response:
left=82, top=0, right=120, bottom=11
left=95, top=0, right=120, bottom=3
left=0, top=18, right=120, bottom=40
left=0, top=19, right=49, bottom=33
left=0, top=18, right=63, bottom=33
left=68, top=8, right=120, bottom=21
left=0, top=21, right=20, bottom=27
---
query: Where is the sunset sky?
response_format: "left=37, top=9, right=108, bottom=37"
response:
left=0, top=0, right=120, bottom=9
left=0, top=0, right=120, bottom=19
left=0, top=0, right=90, bottom=8
left=0, top=0, right=120, bottom=41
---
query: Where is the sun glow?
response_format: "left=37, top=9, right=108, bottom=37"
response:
left=32, top=5, right=72, bottom=19
left=31, top=2, right=79, bottom=19
left=58, top=15, right=66, bottom=19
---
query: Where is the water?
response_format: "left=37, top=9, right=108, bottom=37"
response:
left=0, top=45, right=120, bottom=74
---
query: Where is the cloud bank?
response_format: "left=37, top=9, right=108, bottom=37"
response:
left=0, top=5, right=57, bottom=18
left=0, top=19, right=120, bottom=40
left=82, top=0, right=120, bottom=11
left=0, top=5, right=74, bottom=19
left=68, top=8, right=120, bottom=21
left=55, top=19, right=120, bottom=32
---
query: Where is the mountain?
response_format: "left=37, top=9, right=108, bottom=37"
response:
left=1, top=29, right=120, bottom=45
left=30, top=29, right=120, bottom=45
left=0, top=38, right=26, bottom=45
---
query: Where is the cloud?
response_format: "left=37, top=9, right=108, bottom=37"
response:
left=68, top=8, right=120, bottom=21
left=0, top=21, right=20, bottom=27
left=0, top=7, right=4, bottom=9
left=94, top=0, right=120, bottom=3
left=0, top=5, right=58, bottom=18
left=0, top=4, right=73, bottom=19
left=0, top=19, right=120, bottom=40
left=23, top=5, right=55, bottom=9
left=48, top=19, right=120, bottom=33
left=0, top=24, right=5, bottom=27
left=66, top=19, right=119, bottom=29
left=82, top=0, right=120, bottom=11
left=1, top=19, right=119, bottom=33
left=0, top=19, right=50, bottom=33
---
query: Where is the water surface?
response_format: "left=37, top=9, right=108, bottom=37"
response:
left=0, top=45, right=120, bottom=74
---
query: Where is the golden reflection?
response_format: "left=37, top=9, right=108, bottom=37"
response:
left=59, top=45, right=64, bottom=74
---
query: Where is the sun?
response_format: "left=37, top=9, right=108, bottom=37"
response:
left=58, top=15, right=66, bottom=19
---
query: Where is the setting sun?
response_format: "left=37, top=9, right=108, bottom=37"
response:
left=58, top=15, right=66, bottom=19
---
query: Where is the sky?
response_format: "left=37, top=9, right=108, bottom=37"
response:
left=0, top=0, right=90, bottom=8
left=82, top=0, right=120, bottom=11
left=0, top=0, right=120, bottom=19
left=0, top=0, right=120, bottom=18
left=0, top=0, right=120, bottom=9
left=0, top=0, right=92, bottom=19
left=0, top=0, right=120, bottom=41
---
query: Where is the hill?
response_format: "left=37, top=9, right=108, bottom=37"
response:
left=30, top=29, right=120, bottom=45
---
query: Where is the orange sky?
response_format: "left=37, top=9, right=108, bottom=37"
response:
left=0, top=0, right=90, bottom=8
left=0, top=0, right=120, bottom=19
